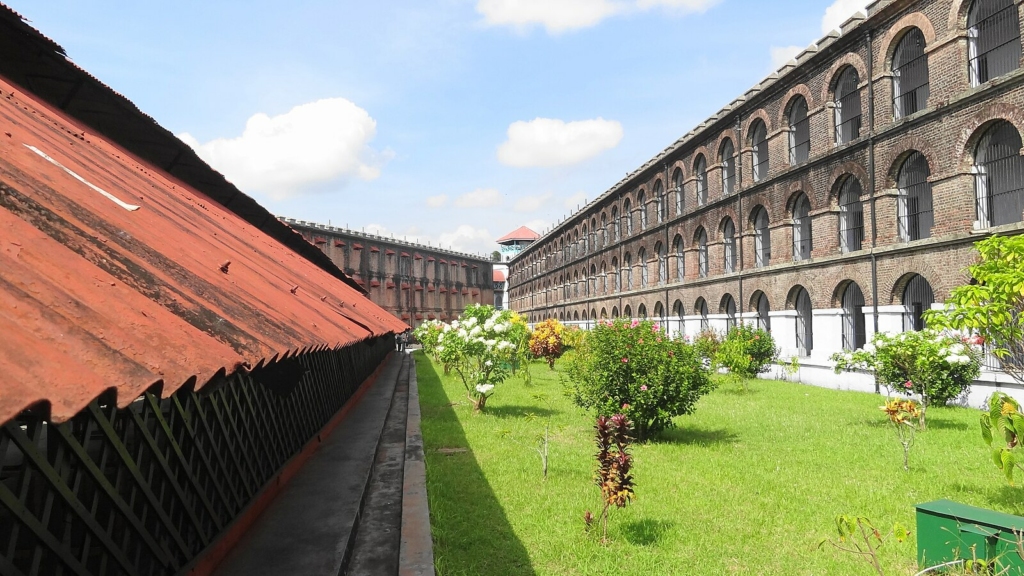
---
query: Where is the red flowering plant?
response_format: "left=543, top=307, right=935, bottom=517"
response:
left=565, top=318, right=712, bottom=440
left=715, top=324, right=778, bottom=392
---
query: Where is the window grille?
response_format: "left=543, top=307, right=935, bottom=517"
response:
left=969, top=0, right=1022, bottom=86
left=753, top=206, right=771, bottom=267
left=672, top=300, right=685, bottom=336
left=975, top=121, right=1024, bottom=227
left=755, top=292, right=771, bottom=331
left=893, top=28, right=930, bottom=118
left=623, top=200, right=633, bottom=236
left=751, top=121, right=769, bottom=182
left=673, top=236, right=685, bottom=281
left=898, top=152, right=934, bottom=240
left=638, top=248, right=648, bottom=288
left=903, top=274, right=934, bottom=331
left=698, top=298, right=709, bottom=332
left=673, top=169, right=684, bottom=215
left=697, top=229, right=709, bottom=278
left=657, top=243, right=667, bottom=285
left=723, top=295, right=737, bottom=331
left=721, top=139, right=736, bottom=196
left=611, top=207, right=620, bottom=241
left=839, top=177, right=864, bottom=253
left=723, top=219, right=736, bottom=273
left=624, top=254, right=633, bottom=290
left=655, top=181, right=665, bottom=223
left=792, top=194, right=812, bottom=261
left=638, top=192, right=648, bottom=230
left=789, top=97, right=811, bottom=165
left=841, top=282, right=867, bottom=351
left=611, top=259, right=619, bottom=292
left=638, top=305, right=648, bottom=319
left=695, top=156, right=708, bottom=206
left=624, top=306, right=632, bottom=319
left=834, top=67, right=862, bottom=144
left=795, top=288, right=813, bottom=357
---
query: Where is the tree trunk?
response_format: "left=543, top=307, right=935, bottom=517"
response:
left=470, top=393, right=487, bottom=412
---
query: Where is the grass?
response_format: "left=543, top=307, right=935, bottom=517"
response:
left=416, top=351, right=1024, bottom=576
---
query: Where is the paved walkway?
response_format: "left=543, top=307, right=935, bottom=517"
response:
left=212, top=352, right=433, bottom=576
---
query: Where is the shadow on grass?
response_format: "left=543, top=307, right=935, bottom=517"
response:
left=485, top=404, right=560, bottom=419
left=987, top=485, right=1024, bottom=516
left=416, top=353, right=537, bottom=576
left=620, top=518, right=675, bottom=546
left=924, top=417, right=969, bottom=431
left=652, top=426, right=738, bottom=446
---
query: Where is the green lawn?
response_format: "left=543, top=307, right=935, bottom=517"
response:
left=416, top=351, right=1023, bottom=576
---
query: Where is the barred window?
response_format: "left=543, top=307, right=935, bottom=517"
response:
left=673, top=168, right=684, bottom=215
left=624, top=252, right=633, bottom=290
left=655, top=180, right=665, bottom=223
left=600, top=213, right=607, bottom=248
left=697, top=297, right=709, bottom=332
left=969, top=0, right=1021, bottom=86
left=841, top=282, right=866, bottom=351
left=638, top=247, right=649, bottom=288
left=696, top=228, right=709, bottom=278
left=673, top=234, right=685, bottom=281
left=720, top=138, right=736, bottom=196
left=623, top=199, right=633, bottom=236
left=789, top=96, right=811, bottom=165
left=624, top=305, right=633, bottom=319
left=611, top=257, right=619, bottom=292
left=600, top=262, right=608, bottom=294
left=893, top=28, right=929, bottom=118
left=611, top=206, right=620, bottom=241
left=582, top=224, right=588, bottom=255
left=638, top=191, right=648, bottom=230
left=695, top=155, right=708, bottom=206
left=722, top=218, right=736, bottom=273
left=792, top=193, right=812, bottom=261
left=638, top=304, right=648, bottom=319
left=898, top=151, right=934, bottom=241
left=722, top=294, right=737, bottom=331
left=654, top=302, right=665, bottom=324
left=754, top=291, right=771, bottom=332
left=794, top=286, right=813, bottom=357
left=974, top=121, right=1024, bottom=227
left=656, top=241, right=667, bottom=285
left=902, top=274, right=934, bottom=331
left=750, top=120, right=769, bottom=182
left=752, top=205, right=771, bottom=268
left=838, top=177, right=864, bottom=253
left=834, top=67, right=862, bottom=145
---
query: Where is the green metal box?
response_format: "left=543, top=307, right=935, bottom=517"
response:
left=916, top=499, right=1024, bottom=573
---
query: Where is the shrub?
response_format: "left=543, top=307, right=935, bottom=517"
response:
left=588, top=414, right=634, bottom=543
left=413, top=320, right=444, bottom=358
left=562, top=325, right=587, bottom=351
left=436, top=305, right=522, bottom=412
left=981, top=392, right=1024, bottom=485
left=716, top=324, right=778, bottom=382
left=530, top=319, right=565, bottom=369
left=692, top=329, right=721, bottom=366
left=565, top=318, right=713, bottom=440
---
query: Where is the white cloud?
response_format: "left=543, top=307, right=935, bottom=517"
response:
left=178, top=98, right=386, bottom=200
left=476, top=0, right=718, bottom=34
left=769, top=45, right=803, bottom=70
left=454, top=188, right=503, bottom=208
left=498, top=117, right=623, bottom=168
left=426, top=194, right=449, bottom=208
left=364, top=223, right=390, bottom=236
left=438, top=225, right=495, bottom=253
left=564, top=192, right=587, bottom=210
left=524, top=219, right=551, bottom=235
left=514, top=193, right=554, bottom=212
left=821, top=0, right=868, bottom=34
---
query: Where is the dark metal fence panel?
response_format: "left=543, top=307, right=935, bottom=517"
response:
left=893, top=28, right=929, bottom=118
left=977, top=121, right=1024, bottom=227
left=898, top=151, right=934, bottom=241
left=834, top=68, right=862, bottom=144
left=969, top=0, right=1021, bottom=85
left=0, top=336, right=394, bottom=576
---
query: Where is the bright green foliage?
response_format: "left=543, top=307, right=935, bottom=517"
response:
left=692, top=329, right=721, bottom=365
left=715, top=324, right=778, bottom=382
left=926, top=234, right=1024, bottom=383
left=831, top=330, right=982, bottom=423
left=413, top=319, right=444, bottom=358
left=562, top=326, right=587, bottom=351
left=564, top=318, right=712, bottom=440
left=436, top=304, right=524, bottom=411
left=981, top=392, right=1024, bottom=485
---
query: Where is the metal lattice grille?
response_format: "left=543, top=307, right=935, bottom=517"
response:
left=839, top=177, right=864, bottom=253
left=723, top=220, right=736, bottom=274
left=0, top=336, right=393, bottom=576
left=721, top=140, right=735, bottom=196
left=893, top=28, right=929, bottom=118
left=793, top=195, right=812, bottom=261
left=898, top=151, right=934, bottom=240
left=789, top=98, right=811, bottom=165
left=795, top=288, right=813, bottom=357
left=756, top=293, right=771, bottom=332
left=697, top=231, right=708, bottom=278
left=976, top=121, right=1024, bottom=226
left=751, top=122, right=769, bottom=182
left=695, top=157, right=708, bottom=206
left=753, top=207, right=771, bottom=268
left=842, top=283, right=867, bottom=351
left=903, top=275, right=935, bottom=332
left=969, top=0, right=1021, bottom=86
left=834, top=68, right=862, bottom=144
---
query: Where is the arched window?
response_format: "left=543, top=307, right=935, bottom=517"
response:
left=672, top=234, right=685, bottom=281
left=601, top=307, right=608, bottom=319
left=623, top=199, right=633, bottom=236
left=841, top=282, right=866, bottom=351
left=753, top=291, right=771, bottom=331
left=722, top=294, right=737, bottom=331
left=573, top=271, right=579, bottom=298
left=838, top=177, right=864, bottom=253
left=638, top=248, right=649, bottom=288
left=969, top=0, right=1021, bottom=86
left=582, top=224, right=588, bottom=255
left=834, top=67, right=862, bottom=145
left=654, top=302, right=665, bottom=323
left=638, top=304, right=648, bottom=319
left=695, top=155, right=708, bottom=206
left=792, top=193, right=812, bottom=261
left=656, top=242, right=668, bottom=285
left=752, top=206, right=771, bottom=267
left=638, top=191, right=648, bottom=230
left=655, top=181, right=665, bottom=223
left=893, top=28, right=929, bottom=118
left=574, top=311, right=580, bottom=321
left=590, top=218, right=597, bottom=251
left=903, top=274, right=935, bottom=331
left=600, top=261, right=608, bottom=294
left=590, top=264, right=597, bottom=295
left=722, top=218, right=736, bottom=273
left=898, top=151, right=934, bottom=241
left=696, top=298, right=710, bottom=332
left=611, top=257, right=619, bottom=292
left=720, top=138, right=736, bottom=196
left=789, top=96, right=811, bottom=165
left=673, top=168, right=684, bottom=215
left=612, top=306, right=620, bottom=318
left=975, top=121, right=1024, bottom=227
left=750, top=120, right=769, bottom=182
left=696, top=228, right=709, bottom=278
left=611, top=206, right=620, bottom=242
left=672, top=299, right=685, bottom=335
left=600, top=213, right=607, bottom=248
left=624, top=305, right=633, bottom=319
left=624, top=252, right=633, bottom=290
left=793, top=287, right=813, bottom=357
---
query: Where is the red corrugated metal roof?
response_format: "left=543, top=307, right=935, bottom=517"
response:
left=0, top=74, right=406, bottom=425
left=497, top=226, right=540, bottom=243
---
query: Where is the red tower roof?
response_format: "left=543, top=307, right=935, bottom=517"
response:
left=496, top=226, right=540, bottom=243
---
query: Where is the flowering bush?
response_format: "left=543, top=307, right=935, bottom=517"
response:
left=565, top=318, right=713, bottom=440
left=715, top=324, right=778, bottom=382
left=832, top=329, right=982, bottom=425
left=692, top=329, right=721, bottom=366
left=413, top=320, right=444, bottom=358
left=530, top=318, right=565, bottom=369
left=436, top=305, right=521, bottom=412
left=880, top=398, right=921, bottom=471
left=562, top=326, right=587, bottom=351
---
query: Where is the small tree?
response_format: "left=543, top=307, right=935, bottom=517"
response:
left=880, top=398, right=921, bottom=471
left=565, top=319, right=713, bottom=440
left=715, top=324, right=778, bottom=391
left=589, top=414, right=635, bottom=543
left=530, top=318, right=565, bottom=369
left=926, top=234, right=1024, bottom=383
left=436, top=305, right=521, bottom=412
left=820, top=515, right=910, bottom=576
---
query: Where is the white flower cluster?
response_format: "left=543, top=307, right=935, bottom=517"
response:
left=941, top=343, right=972, bottom=365
left=475, top=383, right=494, bottom=395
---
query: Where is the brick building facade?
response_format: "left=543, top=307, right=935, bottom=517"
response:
left=508, top=0, right=1024, bottom=404
left=283, top=218, right=495, bottom=329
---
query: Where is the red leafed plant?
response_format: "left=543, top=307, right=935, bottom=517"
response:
left=587, top=414, right=635, bottom=542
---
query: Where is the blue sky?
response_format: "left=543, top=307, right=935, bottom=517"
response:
left=11, top=0, right=867, bottom=255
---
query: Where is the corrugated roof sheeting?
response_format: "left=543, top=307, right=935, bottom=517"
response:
left=0, top=75, right=406, bottom=425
